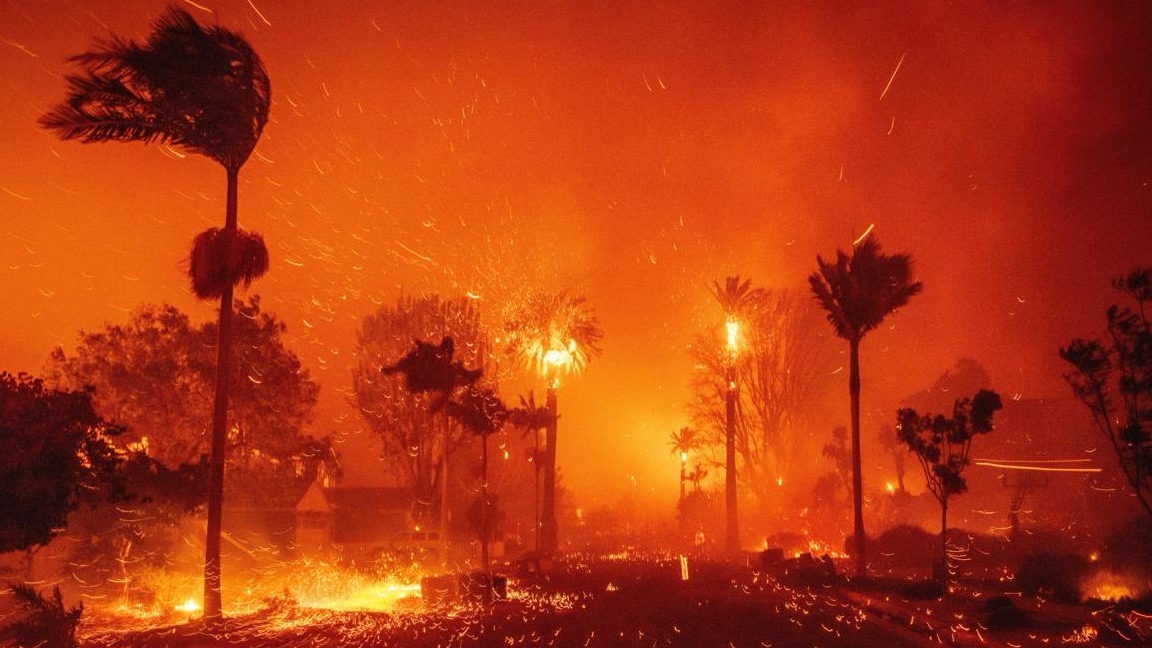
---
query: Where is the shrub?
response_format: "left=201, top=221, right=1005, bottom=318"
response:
left=981, top=595, right=1026, bottom=628
left=1015, top=552, right=1089, bottom=604
left=1, top=582, right=83, bottom=648
left=899, top=579, right=945, bottom=600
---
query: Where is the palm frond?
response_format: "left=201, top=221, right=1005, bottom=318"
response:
left=504, top=290, right=604, bottom=378
left=809, top=237, right=922, bottom=341
left=42, top=6, right=270, bottom=171
left=188, top=228, right=269, bottom=300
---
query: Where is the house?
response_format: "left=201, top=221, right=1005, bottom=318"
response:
left=294, top=482, right=415, bottom=557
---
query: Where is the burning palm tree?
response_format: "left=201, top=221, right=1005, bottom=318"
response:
left=41, top=6, right=271, bottom=622
left=710, top=276, right=761, bottom=553
left=503, top=291, right=602, bottom=554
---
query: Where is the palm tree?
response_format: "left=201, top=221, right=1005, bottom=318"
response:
left=383, top=336, right=483, bottom=564
left=508, top=391, right=553, bottom=555
left=809, top=236, right=922, bottom=577
left=668, top=427, right=703, bottom=501
left=503, top=290, right=603, bottom=554
left=41, top=6, right=271, bottom=622
left=447, top=385, right=507, bottom=605
left=710, top=276, right=761, bottom=553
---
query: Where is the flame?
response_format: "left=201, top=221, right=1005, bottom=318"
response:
left=174, top=597, right=200, bottom=614
left=725, top=318, right=739, bottom=353
left=1082, top=569, right=1146, bottom=602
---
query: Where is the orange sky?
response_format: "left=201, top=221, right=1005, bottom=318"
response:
left=3, top=1, right=1151, bottom=510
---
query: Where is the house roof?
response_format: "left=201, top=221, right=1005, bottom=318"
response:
left=296, top=485, right=414, bottom=514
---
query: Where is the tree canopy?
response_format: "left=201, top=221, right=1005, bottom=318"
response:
left=689, top=287, right=834, bottom=508
left=352, top=294, right=488, bottom=513
left=1062, top=268, right=1152, bottom=520
left=45, top=297, right=330, bottom=506
left=0, top=372, right=123, bottom=553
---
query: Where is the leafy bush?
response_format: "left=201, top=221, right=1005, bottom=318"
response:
left=981, top=595, right=1026, bottom=628
left=899, top=579, right=945, bottom=600
left=871, top=524, right=937, bottom=571
left=1015, top=552, right=1089, bottom=604
left=1, top=582, right=82, bottom=648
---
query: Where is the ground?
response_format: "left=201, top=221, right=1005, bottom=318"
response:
left=67, top=554, right=1151, bottom=648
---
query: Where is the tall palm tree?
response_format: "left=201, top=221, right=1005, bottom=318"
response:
left=503, top=290, right=603, bottom=553
left=41, top=6, right=271, bottom=622
left=809, top=236, right=922, bottom=577
left=710, top=276, right=761, bottom=553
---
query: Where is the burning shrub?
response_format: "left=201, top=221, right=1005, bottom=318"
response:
left=1, top=583, right=82, bottom=648
left=1015, top=552, right=1089, bottom=604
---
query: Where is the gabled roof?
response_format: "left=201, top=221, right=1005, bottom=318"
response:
left=295, top=485, right=414, bottom=513
left=296, top=481, right=333, bottom=513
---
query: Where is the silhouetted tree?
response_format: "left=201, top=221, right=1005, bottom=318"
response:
left=809, top=236, right=923, bottom=577
left=503, top=290, right=603, bottom=553
left=448, top=385, right=507, bottom=605
left=352, top=295, right=487, bottom=523
left=506, top=391, right=553, bottom=553
left=901, top=358, right=993, bottom=414
left=0, top=372, right=123, bottom=554
left=41, top=6, right=272, bottom=621
left=897, top=389, right=1002, bottom=581
left=1062, top=268, right=1152, bottom=520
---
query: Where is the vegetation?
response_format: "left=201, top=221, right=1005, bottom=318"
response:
left=896, top=389, right=1003, bottom=580
left=41, top=5, right=272, bottom=621
left=352, top=295, right=487, bottom=522
left=809, top=236, right=923, bottom=577
left=1061, top=268, right=1152, bottom=520
left=46, top=298, right=331, bottom=501
left=0, top=372, right=123, bottom=554
left=502, top=290, right=603, bottom=553
left=689, top=286, right=834, bottom=514
left=1, top=583, right=83, bottom=648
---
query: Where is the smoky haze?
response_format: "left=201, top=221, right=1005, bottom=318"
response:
left=2, top=0, right=1150, bottom=520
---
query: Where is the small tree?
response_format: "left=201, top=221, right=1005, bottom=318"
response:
left=896, top=389, right=1002, bottom=581
left=1061, top=268, right=1152, bottom=520
left=0, top=372, right=123, bottom=554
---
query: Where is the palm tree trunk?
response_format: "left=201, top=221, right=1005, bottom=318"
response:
left=725, top=362, right=739, bottom=553
left=541, top=386, right=558, bottom=554
left=203, top=167, right=239, bottom=624
left=440, top=410, right=450, bottom=565
left=938, top=499, right=948, bottom=585
left=480, top=432, right=491, bottom=606
left=849, top=338, right=866, bottom=578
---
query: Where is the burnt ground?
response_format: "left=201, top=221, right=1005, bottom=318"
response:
left=77, top=557, right=920, bottom=648
left=72, top=555, right=1152, bottom=648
